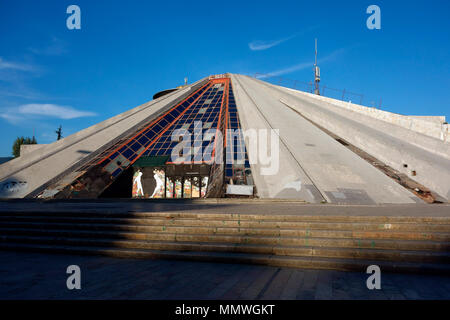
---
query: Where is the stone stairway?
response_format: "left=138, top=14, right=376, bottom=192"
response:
left=0, top=210, right=449, bottom=274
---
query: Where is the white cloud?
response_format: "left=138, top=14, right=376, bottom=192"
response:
left=0, top=57, right=42, bottom=100
left=249, top=27, right=319, bottom=51
left=0, top=104, right=97, bottom=124
left=0, top=113, right=22, bottom=124
left=0, top=57, right=35, bottom=72
left=257, top=48, right=346, bottom=79
left=249, top=35, right=296, bottom=51
left=28, top=37, right=68, bottom=56
left=257, top=62, right=312, bottom=78
left=18, top=104, right=96, bottom=119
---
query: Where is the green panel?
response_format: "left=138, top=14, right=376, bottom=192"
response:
left=132, top=155, right=170, bottom=168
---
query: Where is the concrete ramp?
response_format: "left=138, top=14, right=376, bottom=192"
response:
left=232, top=74, right=420, bottom=204
left=259, top=78, right=449, bottom=202
left=230, top=75, right=325, bottom=203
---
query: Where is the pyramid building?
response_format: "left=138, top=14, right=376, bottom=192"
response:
left=0, top=74, right=449, bottom=204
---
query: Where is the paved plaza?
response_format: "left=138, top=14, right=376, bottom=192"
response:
left=1, top=200, right=450, bottom=217
left=0, top=251, right=449, bottom=300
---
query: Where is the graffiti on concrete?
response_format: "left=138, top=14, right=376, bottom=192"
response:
left=151, top=169, right=165, bottom=198
left=284, top=179, right=302, bottom=192
left=132, top=170, right=144, bottom=197
left=0, top=179, right=28, bottom=197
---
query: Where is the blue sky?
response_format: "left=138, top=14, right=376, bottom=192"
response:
left=0, top=0, right=449, bottom=157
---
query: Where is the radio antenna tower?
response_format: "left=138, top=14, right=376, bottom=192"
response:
left=314, top=38, right=320, bottom=95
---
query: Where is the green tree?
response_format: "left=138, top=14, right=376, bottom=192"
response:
left=12, top=136, right=37, bottom=158
left=55, top=125, right=63, bottom=141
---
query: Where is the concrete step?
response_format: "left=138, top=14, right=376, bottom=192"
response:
left=1, top=209, right=449, bottom=274
left=1, top=220, right=449, bottom=241
left=1, top=234, right=449, bottom=264
left=0, top=241, right=448, bottom=275
left=1, top=215, right=449, bottom=232
left=1, top=211, right=450, bottom=224
left=1, top=227, right=449, bottom=251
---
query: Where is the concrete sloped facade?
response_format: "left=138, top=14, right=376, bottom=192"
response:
left=0, top=78, right=207, bottom=198
left=0, top=73, right=447, bottom=204
left=230, top=75, right=325, bottom=203
left=231, top=74, right=424, bottom=204
left=277, top=87, right=450, bottom=201
left=255, top=77, right=450, bottom=202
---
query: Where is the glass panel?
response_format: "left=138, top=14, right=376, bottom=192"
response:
left=174, top=177, right=182, bottom=198
left=122, top=148, right=134, bottom=159
left=201, top=176, right=209, bottom=197
left=192, top=176, right=200, bottom=198
left=112, top=168, right=122, bottom=178
left=150, top=168, right=165, bottom=198
left=183, top=177, right=192, bottom=198
left=166, top=177, right=174, bottom=198
left=129, top=142, right=142, bottom=152
left=132, top=169, right=144, bottom=198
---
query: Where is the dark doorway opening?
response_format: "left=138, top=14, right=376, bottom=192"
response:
left=99, top=166, right=134, bottom=198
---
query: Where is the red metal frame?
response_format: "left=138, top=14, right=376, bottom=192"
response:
left=96, top=81, right=213, bottom=167
left=166, top=76, right=230, bottom=165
